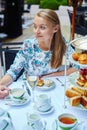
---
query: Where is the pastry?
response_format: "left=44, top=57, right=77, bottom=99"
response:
left=37, top=79, right=44, bottom=86
left=77, top=68, right=87, bottom=87
left=44, top=79, right=53, bottom=87
left=78, top=54, right=87, bottom=64
left=72, top=52, right=80, bottom=61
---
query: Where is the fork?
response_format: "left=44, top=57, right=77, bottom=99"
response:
left=56, top=78, right=64, bottom=86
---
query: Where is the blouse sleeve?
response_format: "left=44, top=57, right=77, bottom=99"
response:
left=6, top=39, right=31, bottom=81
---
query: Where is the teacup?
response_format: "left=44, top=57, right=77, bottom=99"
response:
left=36, top=94, right=51, bottom=112
left=10, top=88, right=25, bottom=102
left=0, top=108, right=12, bottom=130
left=58, top=113, right=78, bottom=130
left=26, top=113, right=44, bottom=130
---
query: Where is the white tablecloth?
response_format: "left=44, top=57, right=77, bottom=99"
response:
left=0, top=76, right=87, bottom=130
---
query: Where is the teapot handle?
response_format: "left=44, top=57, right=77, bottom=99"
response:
left=1, top=117, right=11, bottom=124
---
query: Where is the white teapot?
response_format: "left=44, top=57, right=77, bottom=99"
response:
left=0, top=108, right=13, bottom=130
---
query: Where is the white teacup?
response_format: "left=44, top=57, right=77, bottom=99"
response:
left=27, top=113, right=43, bottom=130
left=36, top=94, right=51, bottom=112
left=0, top=108, right=12, bottom=130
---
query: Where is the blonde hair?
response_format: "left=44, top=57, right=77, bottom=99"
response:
left=36, top=9, right=66, bottom=68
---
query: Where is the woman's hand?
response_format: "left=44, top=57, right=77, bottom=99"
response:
left=0, top=85, right=10, bottom=99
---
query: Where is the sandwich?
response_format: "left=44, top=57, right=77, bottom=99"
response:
left=71, top=87, right=87, bottom=96
left=84, top=82, right=87, bottom=88
left=81, top=96, right=87, bottom=109
left=70, top=96, right=81, bottom=106
left=65, top=88, right=81, bottom=98
left=77, top=77, right=85, bottom=86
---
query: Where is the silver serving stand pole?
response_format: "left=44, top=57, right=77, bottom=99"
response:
left=63, top=35, right=87, bottom=108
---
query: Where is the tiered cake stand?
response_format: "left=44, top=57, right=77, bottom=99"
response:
left=64, top=36, right=87, bottom=109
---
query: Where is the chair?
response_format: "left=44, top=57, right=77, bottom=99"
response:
left=0, top=42, right=24, bottom=80
left=67, top=9, right=87, bottom=39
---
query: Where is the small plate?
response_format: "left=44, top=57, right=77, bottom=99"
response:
left=36, top=79, right=55, bottom=91
left=4, top=92, right=30, bottom=106
left=52, top=120, right=84, bottom=130
left=23, top=122, right=46, bottom=130
left=68, top=71, right=87, bottom=90
left=36, top=106, right=54, bottom=115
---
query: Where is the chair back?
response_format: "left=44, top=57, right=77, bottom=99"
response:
left=0, top=42, right=24, bottom=80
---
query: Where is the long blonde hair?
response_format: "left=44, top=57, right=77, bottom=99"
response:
left=36, top=9, right=66, bottom=68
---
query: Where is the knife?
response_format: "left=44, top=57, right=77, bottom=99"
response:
left=24, top=81, right=31, bottom=96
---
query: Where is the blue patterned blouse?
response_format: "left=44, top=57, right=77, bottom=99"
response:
left=6, top=37, right=78, bottom=81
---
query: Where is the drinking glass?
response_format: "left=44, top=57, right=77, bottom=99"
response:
left=27, top=75, right=38, bottom=105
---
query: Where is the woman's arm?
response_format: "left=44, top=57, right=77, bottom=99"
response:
left=42, top=67, right=77, bottom=78
left=0, top=74, right=13, bottom=86
left=0, top=74, right=13, bottom=99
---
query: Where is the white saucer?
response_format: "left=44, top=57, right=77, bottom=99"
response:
left=23, top=122, right=47, bottom=130
left=36, top=106, right=54, bottom=115
left=52, top=120, right=84, bottom=130
left=4, top=93, right=30, bottom=106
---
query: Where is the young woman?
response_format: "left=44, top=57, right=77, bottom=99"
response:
left=0, top=9, right=77, bottom=98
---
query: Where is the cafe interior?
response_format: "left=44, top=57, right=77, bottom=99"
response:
left=0, top=0, right=87, bottom=130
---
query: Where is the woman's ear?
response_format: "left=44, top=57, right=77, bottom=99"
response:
left=53, top=25, right=59, bottom=33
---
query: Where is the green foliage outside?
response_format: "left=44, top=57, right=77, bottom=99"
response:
left=56, top=0, right=67, bottom=6
left=40, top=0, right=58, bottom=10
left=25, top=0, right=68, bottom=10
left=25, top=0, right=40, bottom=4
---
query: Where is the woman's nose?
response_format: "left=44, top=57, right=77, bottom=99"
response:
left=36, top=28, right=40, bottom=34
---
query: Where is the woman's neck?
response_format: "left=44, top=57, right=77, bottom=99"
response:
left=38, top=42, right=51, bottom=51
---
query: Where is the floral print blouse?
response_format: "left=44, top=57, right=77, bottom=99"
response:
left=6, top=37, right=78, bottom=81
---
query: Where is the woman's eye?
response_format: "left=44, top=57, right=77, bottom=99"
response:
left=40, top=26, right=46, bottom=30
left=34, top=25, right=37, bottom=29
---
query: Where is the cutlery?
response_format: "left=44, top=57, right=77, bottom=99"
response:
left=56, top=78, right=64, bottom=86
left=23, top=81, right=31, bottom=96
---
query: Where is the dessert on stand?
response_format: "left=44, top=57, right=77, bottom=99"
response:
left=65, top=36, right=87, bottom=110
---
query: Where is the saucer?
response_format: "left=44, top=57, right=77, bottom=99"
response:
left=36, top=106, right=54, bottom=115
left=52, top=120, right=84, bottom=130
left=4, top=93, right=30, bottom=106
left=23, top=122, right=46, bottom=130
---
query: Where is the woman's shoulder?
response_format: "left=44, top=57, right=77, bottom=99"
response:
left=21, top=38, right=38, bottom=48
left=23, top=37, right=37, bottom=44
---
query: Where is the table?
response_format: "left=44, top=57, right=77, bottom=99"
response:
left=0, top=76, right=87, bottom=130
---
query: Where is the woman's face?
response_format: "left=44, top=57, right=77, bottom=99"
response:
left=33, top=15, right=58, bottom=43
